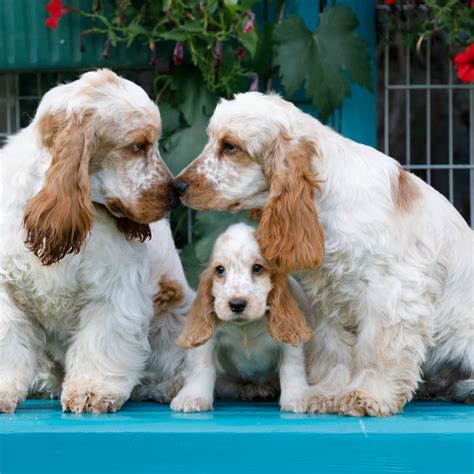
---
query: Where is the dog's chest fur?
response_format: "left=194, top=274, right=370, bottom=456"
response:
left=214, top=319, right=282, bottom=382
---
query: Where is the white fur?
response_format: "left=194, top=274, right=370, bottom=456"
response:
left=0, top=70, right=192, bottom=414
left=176, top=92, right=474, bottom=416
left=171, top=223, right=310, bottom=413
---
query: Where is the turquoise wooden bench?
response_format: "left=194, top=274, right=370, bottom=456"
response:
left=1, top=400, right=473, bottom=474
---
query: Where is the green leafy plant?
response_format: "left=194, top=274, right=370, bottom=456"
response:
left=65, top=0, right=373, bottom=284
left=383, top=1, right=473, bottom=52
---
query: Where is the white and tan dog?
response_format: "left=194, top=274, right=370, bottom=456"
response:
left=0, top=69, right=193, bottom=414
left=173, top=92, right=474, bottom=416
left=171, top=223, right=312, bottom=413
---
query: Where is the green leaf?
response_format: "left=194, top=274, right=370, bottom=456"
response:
left=179, top=21, right=202, bottom=33
left=160, top=117, right=208, bottom=175
left=172, top=70, right=218, bottom=125
left=274, top=6, right=372, bottom=121
left=240, top=27, right=258, bottom=58
left=158, top=30, right=188, bottom=41
left=159, top=103, right=181, bottom=139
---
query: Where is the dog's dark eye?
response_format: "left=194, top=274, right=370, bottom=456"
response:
left=215, top=265, right=226, bottom=276
left=131, top=143, right=146, bottom=153
left=222, top=142, right=236, bottom=153
left=252, top=264, right=263, bottom=275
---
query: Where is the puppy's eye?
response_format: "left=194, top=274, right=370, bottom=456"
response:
left=215, top=265, right=226, bottom=276
left=131, top=143, right=146, bottom=153
left=222, top=142, right=237, bottom=153
left=252, top=264, right=263, bottom=275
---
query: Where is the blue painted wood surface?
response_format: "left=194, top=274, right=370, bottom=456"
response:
left=1, top=401, right=473, bottom=474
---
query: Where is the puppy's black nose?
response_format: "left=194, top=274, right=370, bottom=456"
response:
left=229, top=299, right=247, bottom=313
left=172, top=180, right=188, bottom=195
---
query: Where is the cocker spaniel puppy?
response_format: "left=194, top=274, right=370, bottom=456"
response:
left=0, top=69, right=193, bottom=414
left=173, top=92, right=474, bottom=416
left=170, top=223, right=312, bottom=413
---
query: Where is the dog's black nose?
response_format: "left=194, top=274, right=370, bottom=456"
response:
left=172, top=180, right=188, bottom=195
left=229, top=299, right=247, bottom=313
left=168, top=193, right=180, bottom=209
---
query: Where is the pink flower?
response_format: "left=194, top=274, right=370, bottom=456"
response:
left=45, top=0, right=68, bottom=30
left=242, top=11, right=255, bottom=33
left=214, top=40, right=222, bottom=66
left=249, top=73, right=259, bottom=92
left=454, top=43, right=474, bottom=83
left=173, top=41, right=184, bottom=66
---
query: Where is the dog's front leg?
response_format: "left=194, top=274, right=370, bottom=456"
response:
left=338, top=283, right=432, bottom=417
left=61, top=298, right=151, bottom=414
left=170, top=339, right=216, bottom=412
left=279, top=343, right=308, bottom=413
left=0, top=285, right=40, bottom=413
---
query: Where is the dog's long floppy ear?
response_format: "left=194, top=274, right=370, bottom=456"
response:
left=179, top=267, right=217, bottom=349
left=256, top=137, right=324, bottom=273
left=267, top=273, right=312, bottom=347
left=23, top=112, right=96, bottom=266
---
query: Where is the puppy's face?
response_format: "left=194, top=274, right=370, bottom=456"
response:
left=179, top=223, right=313, bottom=349
left=210, top=225, right=272, bottom=323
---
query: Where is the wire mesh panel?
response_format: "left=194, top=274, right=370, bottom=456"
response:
left=379, top=6, right=474, bottom=227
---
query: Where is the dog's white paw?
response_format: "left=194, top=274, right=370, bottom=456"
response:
left=170, top=394, right=213, bottom=413
left=61, top=389, right=124, bottom=414
left=280, top=396, right=308, bottom=414
left=0, top=391, right=22, bottom=414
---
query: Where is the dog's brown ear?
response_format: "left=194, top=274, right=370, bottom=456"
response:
left=256, top=137, right=324, bottom=273
left=267, top=273, right=312, bottom=347
left=179, top=267, right=216, bottom=349
left=24, top=112, right=96, bottom=265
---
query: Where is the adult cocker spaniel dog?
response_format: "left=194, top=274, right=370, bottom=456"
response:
left=0, top=69, right=193, bottom=414
left=171, top=223, right=312, bottom=413
left=173, top=92, right=474, bottom=416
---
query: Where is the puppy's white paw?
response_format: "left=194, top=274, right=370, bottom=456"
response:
left=170, top=394, right=213, bottom=413
left=280, top=397, right=308, bottom=414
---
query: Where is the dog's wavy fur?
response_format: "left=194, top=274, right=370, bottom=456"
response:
left=175, top=91, right=474, bottom=416
left=0, top=70, right=192, bottom=414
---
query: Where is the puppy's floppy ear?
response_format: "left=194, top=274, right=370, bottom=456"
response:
left=256, top=137, right=324, bottom=273
left=267, top=273, right=312, bottom=347
left=179, top=267, right=217, bottom=349
left=24, top=112, right=96, bottom=265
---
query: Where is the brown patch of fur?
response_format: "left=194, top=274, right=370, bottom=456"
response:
left=393, top=167, right=420, bottom=213
left=179, top=267, right=217, bottom=349
left=24, top=112, right=96, bottom=265
left=154, top=276, right=184, bottom=315
left=256, top=138, right=324, bottom=273
left=267, top=273, right=312, bottom=347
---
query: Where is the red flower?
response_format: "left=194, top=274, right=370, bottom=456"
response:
left=454, top=43, right=474, bottom=83
left=235, top=47, right=246, bottom=59
left=45, top=0, right=68, bottom=30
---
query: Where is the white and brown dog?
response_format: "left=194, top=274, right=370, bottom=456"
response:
left=171, top=223, right=312, bottom=413
left=173, top=92, right=474, bottom=416
left=0, top=69, right=193, bottom=414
